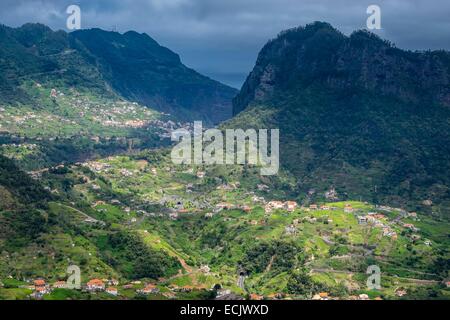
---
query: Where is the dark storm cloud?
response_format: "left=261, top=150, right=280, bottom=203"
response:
left=1, top=0, right=449, bottom=88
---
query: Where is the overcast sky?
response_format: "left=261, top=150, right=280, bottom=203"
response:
left=1, top=0, right=449, bottom=88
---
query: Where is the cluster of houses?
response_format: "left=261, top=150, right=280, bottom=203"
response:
left=264, top=201, right=298, bottom=214
left=82, top=161, right=112, bottom=173
left=29, top=278, right=121, bottom=298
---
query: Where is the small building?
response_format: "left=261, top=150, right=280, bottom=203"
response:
left=344, top=204, right=354, bottom=213
left=265, top=201, right=284, bottom=214
left=86, top=279, right=105, bottom=292
left=108, top=279, right=119, bottom=286
left=217, top=289, right=231, bottom=298
left=200, top=265, right=211, bottom=274
left=216, top=202, right=234, bottom=210
left=257, top=184, right=269, bottom=192
left=408, top=212, right=418, bottom=218
left=250, top=293, right=264, bottom=300
left=358, top=216, right=368, bottom=225
left=196, top=171, right=206, bottom=179
left=33, top=285, right=50, bottom=298
left=106, top=287, right=118, bottom=296
left=53, top=281, right=67, bottom=289
left=309, top=204, right=318, bottom=210
left=285, top=201, right=298, bottom=212
left=139, top=284, right=160, bottom=295
left=395, top=289, right=407, bottom=297
left=205, top=212, right=214, bottom=218
left=34, top=279, right=46, bottom=288
left=285, top=225, right=297, bottom=236
left=319, top=292, right=329, bottom=300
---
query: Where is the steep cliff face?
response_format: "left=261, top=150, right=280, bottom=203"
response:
left=229, top=22, right=450, bottom=211
left=233, top=22, right=450, bottom=115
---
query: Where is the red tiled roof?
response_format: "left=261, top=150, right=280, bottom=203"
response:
left=34, top=279, right=46, bottom=286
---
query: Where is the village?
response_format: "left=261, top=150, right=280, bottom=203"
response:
left=0, top=83, right=192, bottom=143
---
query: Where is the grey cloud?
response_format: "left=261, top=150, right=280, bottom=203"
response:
left=0, top=0, right=449, bottom=88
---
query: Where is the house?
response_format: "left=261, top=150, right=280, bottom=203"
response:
left=240, top=205, right=252, bottom=213
left=33, top=279, right=50, bottom=297
left=200, top=265, right=211, bottom=274
left=151, top=167, right=157, bottom=175
left=358, top=216, right=368, bottom=225
left=358, top=294, right=369, bottom=300
left=86, top=279, right=105, bottom=292
left=285, top=225, right=297, bottom=236
left=250, top=293, right=264, bottom=300
left=285, top=201, right=298, bottom=212
left=257, top=184, right=269, bottom=191
left=50, top=89, right=58, bottom=98
left=265, top=201, right=284, bottom=214
left=34, top=279, right=46, bottom=288
left=53, top=281, right=67, bottom=289
left=395, top=289, right=407, bottom=297
left=344, top=204, right=354, bottom=213
left=196, top=171, right=206, bottom=179
left=108, top=279, right=119, bottom=286
left=217, top=289, right=231, bottom=298
left=319, top=292, right=329, bottom=300
left=445, top=281, right=450, bottom=288
left=424, top=240, right=432, bottom=246
left=408, top=212, right=418, bottom=218
left=403, top=223, right=419, bottom=232
left=106, top=287, right=118, bottom=296
left=205, top=212, right=214, bottom=218
left=163, top=292, right=176, bottom=299
left=139, top=284, right=160, bottom=295
left=309, top=204, right=318, bottom=210
left=33, top=285, right=50, bottom=298
left=216, top=202, right=234, bottom=210
left=250, top=220, right=259, bottom=226
left=320, top=205, right=330, bottom=211
left=252, top=195, right=265, bottom=203
left=267, top=293, right=284, bottom=300
left=180, top=285, right=193, bottom=293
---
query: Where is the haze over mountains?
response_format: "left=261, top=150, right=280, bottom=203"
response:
left=0, top=23, right=237, bottom=124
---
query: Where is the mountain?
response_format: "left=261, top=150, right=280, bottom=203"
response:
left=0, top=23, right=237, bottom=124
left=230, top=22, right=450, bottom=213
left=71, top=29, right=238, bottom=124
